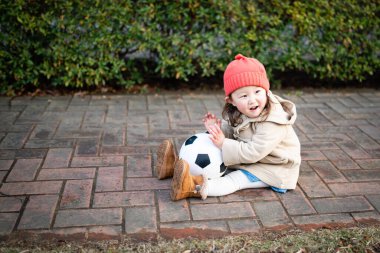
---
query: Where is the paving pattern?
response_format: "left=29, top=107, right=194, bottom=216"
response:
left=0, top=90, right=379, bottom=240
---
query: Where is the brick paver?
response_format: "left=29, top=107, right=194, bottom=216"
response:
left=6, top=159, right=42, bottom=182
left=60, top=179, right=93, bottom=209
left=96, top=167, right=124, bottom=192
left=253, top=201, right=292, bottom=228
left=0, top=90, right=379, bottom=240
left=43, top=148, right=72, bottom=168
left=18, top=195, right=59, bottom=229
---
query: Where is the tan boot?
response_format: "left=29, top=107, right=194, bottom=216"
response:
left=171, top=159, right=207, bottom=201
left=156, top=139, right=177, bottom=179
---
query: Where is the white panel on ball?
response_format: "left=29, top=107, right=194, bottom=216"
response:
left=179, top=132, right=226, bottom=179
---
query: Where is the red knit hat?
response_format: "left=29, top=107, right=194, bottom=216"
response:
left=223, top=54, right=270, bottom=96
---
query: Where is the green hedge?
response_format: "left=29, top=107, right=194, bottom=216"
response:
left=0, top=0, right=379, bottom=93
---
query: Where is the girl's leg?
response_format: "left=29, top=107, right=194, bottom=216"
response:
left=206, top=170, right=269, bottom=197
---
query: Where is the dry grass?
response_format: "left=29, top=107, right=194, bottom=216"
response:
left=1, top=226, right=380, bottom=253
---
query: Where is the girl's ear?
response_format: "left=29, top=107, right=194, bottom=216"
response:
left=225, top=96, right=232, bottom=104
left=225, top=96, right=235, bottom=106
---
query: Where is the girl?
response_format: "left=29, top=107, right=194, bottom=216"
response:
left=156, top=54, right=301, bottom=201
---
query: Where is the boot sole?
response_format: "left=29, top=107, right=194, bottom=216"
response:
left=156, top=140, right=173, bottom=179
left=170, top=160, right=187, bottom=201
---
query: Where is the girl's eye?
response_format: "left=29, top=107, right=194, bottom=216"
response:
left=255, top=90, right=261, bottom=94
left=240, top=95, right=247, bottom=98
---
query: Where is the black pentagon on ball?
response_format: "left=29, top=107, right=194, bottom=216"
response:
left=220, top=163, right=227, bottom=173
left=195, top=154, right=210, bottom=168
left=185, top=135, right=197, bottom=146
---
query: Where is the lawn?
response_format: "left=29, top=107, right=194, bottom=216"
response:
left=1, top=226, right=379, bottom=253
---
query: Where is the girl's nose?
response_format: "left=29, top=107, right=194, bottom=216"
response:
left=248, top=95, right=255, bottom=104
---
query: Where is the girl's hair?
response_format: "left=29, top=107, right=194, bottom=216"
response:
left=222, top=93, right=272, bottom=127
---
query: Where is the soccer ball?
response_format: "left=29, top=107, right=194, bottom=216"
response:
left=179, top=132, right=226, bottom=179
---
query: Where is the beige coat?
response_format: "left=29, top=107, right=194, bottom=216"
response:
left=221, top=92, right=301, bottom=189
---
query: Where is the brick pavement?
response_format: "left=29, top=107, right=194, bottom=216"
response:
left=0, top=90, right=379, bottom=241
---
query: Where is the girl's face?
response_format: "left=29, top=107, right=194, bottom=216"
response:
left=226, top=86, right=268, bottom=118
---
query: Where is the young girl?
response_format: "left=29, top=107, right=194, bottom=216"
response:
left=156, top=54, right=301, bottom=201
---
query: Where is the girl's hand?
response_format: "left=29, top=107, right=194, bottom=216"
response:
left=202, top=112, right=221, bottom=132
left=207, top=124, right=225, bottom=149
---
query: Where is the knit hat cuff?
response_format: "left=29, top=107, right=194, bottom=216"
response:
left=224, top=71, right=270, bottom=96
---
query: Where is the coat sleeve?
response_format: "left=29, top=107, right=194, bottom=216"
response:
left=221, top=122, right=287, bottom=166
